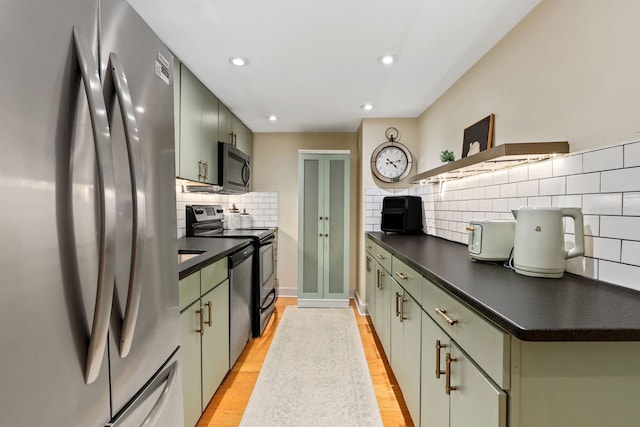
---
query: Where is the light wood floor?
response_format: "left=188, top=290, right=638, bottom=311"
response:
left=197, top=297, right=414, bottom=427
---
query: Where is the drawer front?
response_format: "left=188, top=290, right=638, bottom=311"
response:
left=201, top=257, right=229, bottom=294
left=179, top=271, right=201, bottom=311
left=422, top=278, right=510, bottom=390
left=391, top=256, right=423, bottom=305
left=374, top=245, right=392, bottom=272
left=366, top=238, right=375, bottom=255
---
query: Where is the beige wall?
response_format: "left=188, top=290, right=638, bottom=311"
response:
left=252, top=132, right=358, bottom=296
left=417, top=0, right=640, bottom=171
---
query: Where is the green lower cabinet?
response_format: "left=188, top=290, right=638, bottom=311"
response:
left=181, top=297, right=203, bottom=427
left=373, top=262, right=391, bottom=358
left=421, top=310, right=507, bottom=427
left=390, top=279, right=421, bottom=425
left=179, top=259, right=230, bottom=427
left=365, top=251, right=375, bottom=316
left=201, top=280, right=230, bottom=411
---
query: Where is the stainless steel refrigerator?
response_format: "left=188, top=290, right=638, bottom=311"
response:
left=0, top=0, right=183, bottom=425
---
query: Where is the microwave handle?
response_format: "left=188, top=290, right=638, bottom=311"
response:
left=242, top=161, right=250, bottom=186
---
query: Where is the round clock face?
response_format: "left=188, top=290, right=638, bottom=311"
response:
left=371, top=142, right=413, bottom=183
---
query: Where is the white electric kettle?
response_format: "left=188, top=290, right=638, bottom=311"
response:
left=512, top=207, right=585, bottom=278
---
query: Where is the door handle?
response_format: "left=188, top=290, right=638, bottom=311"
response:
left=104, top=52, right=147, bottom=358
left=399, top=293, right=407, bottom=323
left=204, top=301, right=213, bottom=327
left=139, top=360, right=179, bottom=427
left=395, top=292, right=400, bottom=317
left=435, top=340, right=447, bottom=379
left=73, top=26, right=117, bottom=385
left=435, top=307, right=458, bottom=326
left=445, top=352, right=458, bottom=395
left=196, top=306, right=204, bottom=336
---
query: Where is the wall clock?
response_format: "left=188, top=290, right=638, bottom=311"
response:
left=371, top=127, right=413, bottom=183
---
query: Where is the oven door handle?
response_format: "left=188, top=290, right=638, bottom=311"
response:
left=260, top=288, right=277, bottom=313
left=260, top=236, right=276, bottom=246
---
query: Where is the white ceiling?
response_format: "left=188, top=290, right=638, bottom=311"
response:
left=127, top=0, right=540, bottom=133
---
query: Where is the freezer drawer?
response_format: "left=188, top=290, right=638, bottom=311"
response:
left=107, top=349, right=183, bottom=427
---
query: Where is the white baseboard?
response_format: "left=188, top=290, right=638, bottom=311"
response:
left=276, top=286, right=297, bottom=298
left=353, top=290, right=368, bottom=316
left=297, top=299, right=350, bottom=308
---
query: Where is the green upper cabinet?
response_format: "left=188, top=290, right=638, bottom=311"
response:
left=218, top=102, right=233, bottom=144
left=176, top=64, right=219, bottom=184
left=232, top=115, right=253, bottom=162
left=219, top=102, right=252, bottom=157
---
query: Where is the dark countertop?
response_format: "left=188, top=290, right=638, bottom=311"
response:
left=368, top=232, right=640, bottom=342
left=178, top=237, right=252, bottom=279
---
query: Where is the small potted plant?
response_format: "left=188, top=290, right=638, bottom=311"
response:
left=440, top=149, right=455, bottom=163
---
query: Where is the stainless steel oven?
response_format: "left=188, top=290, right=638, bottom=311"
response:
left=186, top=204, right=277, bottom=337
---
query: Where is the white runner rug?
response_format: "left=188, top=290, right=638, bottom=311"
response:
left=239, top=306, right=383, bottom=427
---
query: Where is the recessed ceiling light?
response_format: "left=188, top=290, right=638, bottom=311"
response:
left=378, top=55, right=397, bottom=65
left=267, top=115, right=278, bottom=122
left=229, top=57, right=249, bottom=67
left=361, top=104, right=375, bottom=111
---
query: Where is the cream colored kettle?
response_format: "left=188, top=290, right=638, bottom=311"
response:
left=511, top=207, right=585, bottom=278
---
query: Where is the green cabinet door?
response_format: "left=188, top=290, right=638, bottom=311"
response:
left=373, top=262, right=391, bottom=358
left=390, top=280, right=421, bottom=424
left=365, top=241, right=375, bottom=316
left=201, top=280, right=230, bottom=411
left=298, top=153, right=350, bottom=303
left=218, top=102, right=233, bottom=144
left=421, top=310, right=450, bottom=427
left=178, top=64, right=219, bottom=183
left=181, top=299, right=203, bottom=427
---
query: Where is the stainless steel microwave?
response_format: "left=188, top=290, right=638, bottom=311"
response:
left=219, top=142, right=250, bottom=193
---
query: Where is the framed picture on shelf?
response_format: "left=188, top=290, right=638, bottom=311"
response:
left=462, top=114, right=495, bottom=158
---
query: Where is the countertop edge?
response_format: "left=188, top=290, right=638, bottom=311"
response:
left=178, top=238, right=253, bottom=280
left=368, top=232, right=640, bottom=342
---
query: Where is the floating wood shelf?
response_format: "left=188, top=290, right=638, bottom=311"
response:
left=409, top=141, right=570, bottom=184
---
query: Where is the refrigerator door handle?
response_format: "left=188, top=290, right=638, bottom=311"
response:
left=103, top=52, right=147, bottom=358
left=73, top=27, right=117, bottom=385
left=139, top=360, right=179, bottom=427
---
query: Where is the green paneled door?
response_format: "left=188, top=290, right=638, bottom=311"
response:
left=298, top=153, right=349, bottom=305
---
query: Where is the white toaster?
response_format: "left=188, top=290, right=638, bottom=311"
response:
left=467, top=219, right=515, bottom=262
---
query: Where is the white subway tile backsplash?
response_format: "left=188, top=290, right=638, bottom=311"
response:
left=508, top=198, right=528, bottom=211
left=583, top=215, right=600, bottom=236
left=527, top=196, right=553, bottom=207
left=583, top=146, right=623, bottom=172
left=528, top=161, right=553, bottom=180
left=623, top=193, right=640, bottom=216
left=508, top=165, right=529, bottom=183
left=566, top=172, right=600, bottom=194
left=517, top=180, right=539, bottom=197
left=539, top=176, right=566, bottom=196
left=600, top=216, right=640, bottom=240
left=601, top=167, right=640, bottom=193
left=553, top=154, right=583, bottom=177
left=500, top=183, right=518, bottom=198
left=591, top=237, right=621, bottom=262
left=621, top=240, right=640, bottom=266
left=599, top=260, right=640, bottom=292
left=492, top=170, right=509, bottom=185
left=582, top=193, right=622, bottom=215
left=552, top=195, right=582, bottom=208
left=624, top=141, right=640, bottom=167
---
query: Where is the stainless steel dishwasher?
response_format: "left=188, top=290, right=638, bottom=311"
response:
left=228, top=244, right=254, bottom=368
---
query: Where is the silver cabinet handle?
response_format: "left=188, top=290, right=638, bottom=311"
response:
left=203, top=161, right=209, bottom=180
left=198, top=161, right=203, bottom=180
left=435, top=307, right=458, bottom=326
left=104, top=52, right=147, bottom=358
left=73, top=26, right=116, bottom=385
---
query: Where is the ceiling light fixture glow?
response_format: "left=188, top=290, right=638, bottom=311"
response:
left=378, top=55, right=397, bottom=65
left=229, top=57, right=249, bottom=67
left=361, top=104, right=375, bottom=111
left=267, top=115, right=278, bottom=122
